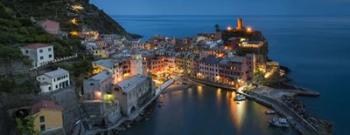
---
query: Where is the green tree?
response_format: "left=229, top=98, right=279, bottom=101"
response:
left=16, top=116, right=38, bottom=135
left=253, top=70, right=266, bottom=85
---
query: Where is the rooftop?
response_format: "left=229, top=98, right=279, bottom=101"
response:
left=117, top=75, right=148, bottom=93
left=43, top=68, right=69, bottom=78
left=220, top=56, right=245, bottom=64
left=90, top=71, right=111, bottom=82
left=31, top=100, right=62, bottom=114
left=93, top=59, right=114, bottom=69
left=22, top=43, right=51, bottom=49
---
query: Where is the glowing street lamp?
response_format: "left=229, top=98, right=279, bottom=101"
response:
left=71, top=18, right=79, bottom=25
left=71, top=4, right=84, bottom=11
left=227, top=26, right=233, bottom=31
left=246, top=27, right=253, bottom=33
left=94, top=91, right=102, bottom=100
left=69, top=31, right=79, bottom=37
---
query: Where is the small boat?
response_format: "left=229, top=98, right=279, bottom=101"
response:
left=269, top=117, right=289, bottom=128
left=234, top=94, right=246, bottom=101
left=265, top=110, right=276, bottom=115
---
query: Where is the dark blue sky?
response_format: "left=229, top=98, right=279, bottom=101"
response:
left=91, top=0, right=350, bottom=15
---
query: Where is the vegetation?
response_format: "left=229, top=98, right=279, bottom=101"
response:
left=52, top=54, right=94, bottom=88
left=1, top=0, right=131, bottom=36
left=253, top=70, right=285, bottom=87
left=16, top=116, right=37, bottom=135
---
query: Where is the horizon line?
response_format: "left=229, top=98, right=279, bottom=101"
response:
left=110, top=14, right=350, bottom=17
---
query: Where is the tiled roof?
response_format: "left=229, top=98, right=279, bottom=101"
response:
left=93, top=59, right=114, bottom=69
left=90, top=71, right=112, bottom=82
left=31, top=100, right=62, bottom=114
left=44, top=68, right=69, bottom=78
left=117, top=75, right=148, bottom=93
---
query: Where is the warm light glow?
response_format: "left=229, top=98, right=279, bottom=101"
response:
left=216, top=53, right=224, bottom=58
left=228, top=93, right=247, bottom=130
left=118, top=77, right=122, bottom=82
left=103, top=94, right=114, bottom=103
left=82, top=31, right=99, bottom=40
left=70, top=31, right=79, bottom=37
left=215, top=75, right=221, bottom=81
left=246, top=27, right=253, bottom=33
left=92, top=66, right=103, bottom=75
left=197, top=85, right=203, bottom=97
left=227, top=26, right=233, bottom=31
left=123, top=73, right=130, bottom=77
left=94, top=91, right=102, bottom=100
left=71, top=18, right=79, bottom=25
left=71, top=4, right=84, bottom=11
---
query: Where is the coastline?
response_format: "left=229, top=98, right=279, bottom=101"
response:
left=186, top=77, right=331, bottom=135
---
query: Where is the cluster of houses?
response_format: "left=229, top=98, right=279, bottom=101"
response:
left=13, top=17, right=281, bottom=135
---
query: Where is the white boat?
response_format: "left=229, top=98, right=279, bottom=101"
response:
left=269, top=117, right=289, bottom=128
left=265, top=110, right=276, bottom=115
left=234, top=94, right=246, bottom=101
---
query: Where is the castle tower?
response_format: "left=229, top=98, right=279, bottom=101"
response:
left=236, top=18, right=244, bottom=30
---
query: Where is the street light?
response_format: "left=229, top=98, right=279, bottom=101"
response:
left=246, top=27, right=253, bottom=33
left=227, top=26, right=233, bottom=31
left=71, top=4, right=84, bottom=11
left=71, top=18, right=79, bottom=25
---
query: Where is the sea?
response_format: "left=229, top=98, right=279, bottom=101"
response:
left=112, top=15, right=350, bottom=135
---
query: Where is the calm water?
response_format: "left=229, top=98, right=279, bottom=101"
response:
left=113, top=15, right=350, bottom=135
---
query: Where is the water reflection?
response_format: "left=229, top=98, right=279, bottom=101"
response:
left=228, top=92, right=247, bottom=131
left=197, top=85, right=203, bottom=98
left=121, top=84, right=299, bottom=135
left=216, top=88, right=222, bottom=104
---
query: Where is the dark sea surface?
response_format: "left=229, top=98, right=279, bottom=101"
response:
left=113, top=15, right=350, bottom=135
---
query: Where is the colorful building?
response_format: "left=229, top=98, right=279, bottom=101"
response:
left=20, top=43, right=54, bottom=68
left=31, top=100, right=63, bottom=134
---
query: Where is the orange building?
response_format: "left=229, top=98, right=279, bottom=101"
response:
left=31, top=100, right=64, bottom=134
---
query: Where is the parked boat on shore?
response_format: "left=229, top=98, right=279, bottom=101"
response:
left=269, top=117, right=289, bottom=128
left=265, top=110, right=276, bottom=115
left=234, top=94, right=246, bottom=101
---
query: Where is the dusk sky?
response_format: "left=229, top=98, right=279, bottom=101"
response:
left=91, top=0, right=350, bottom=15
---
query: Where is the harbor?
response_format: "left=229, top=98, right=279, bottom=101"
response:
left=187, top=77, right=330, bottom=135
left=119, top=79, right=299, bottom=135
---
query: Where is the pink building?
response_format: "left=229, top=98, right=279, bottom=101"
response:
left=39, top=20, right=60, bottom=35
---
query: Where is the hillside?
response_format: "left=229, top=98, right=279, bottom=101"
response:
left=0, top=1, right=92, bottom=94
left=0, top=0, right=135, bottom=37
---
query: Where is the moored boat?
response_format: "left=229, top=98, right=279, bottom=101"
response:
left=265, top=110, right=276, bottom=115
left=234, top=94, right=246, bottom=101
left=269, top=117, right=289, bottom=128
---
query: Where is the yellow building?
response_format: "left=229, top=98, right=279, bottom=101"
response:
left=31, top=100, right=63, bottom=134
